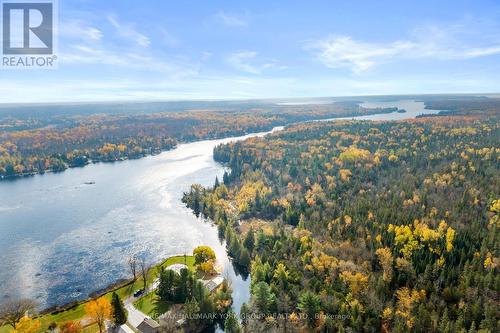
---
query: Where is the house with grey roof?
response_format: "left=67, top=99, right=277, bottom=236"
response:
left=137, top=318, right=160, bottom=333
left=202, top=275, right=225, bottom=293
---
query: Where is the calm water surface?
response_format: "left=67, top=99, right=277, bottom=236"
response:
left=0, top=100, right=443, bottom=315
left=357, top=100, right=442, bottom=120
left=0, top=129, right=282, bottom=312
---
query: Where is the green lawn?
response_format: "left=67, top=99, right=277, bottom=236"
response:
left=133, top=293, right=170, bottom=320
left=0, top=255, right=195, bottom=333
left=105, top=255, right=195, bottom=302
left=0, top=326, right=11, bottom=333
left=0, top=303, right=89, bottom=333
left=133, top=255, right=196, bottom=319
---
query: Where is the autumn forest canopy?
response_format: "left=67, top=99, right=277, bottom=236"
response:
left=183, top=98, right=499, bottom=332
left=0, top=96, right=499, bottom=333
left=0, top=100, right=402, bottom=178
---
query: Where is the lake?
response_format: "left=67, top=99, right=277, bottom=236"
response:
left=0, top=100, right=443, bottom=316
left=0, top=129, right=284, bottom=312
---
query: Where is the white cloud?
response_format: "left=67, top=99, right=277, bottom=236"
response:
left=215, top=11, right=248, bottom=27
left=310, top=24, right=500, bottom=73
left=61, top=44, right=199, bottom=78
left=60, top=20, right=103, bottom=41
left=228, top=51, right=259, bottom=73
left=57, top=14, right=197, bottom=79
left=463, top=46, right=500, bottom=58
left=107, top=14, right=150, bottom=47
left=310, top=36, right=414, bottom=73
left=62, top=45, right=128, bottom=66
left=227, top=51, right=282, bottom=74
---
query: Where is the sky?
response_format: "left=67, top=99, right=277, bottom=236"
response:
left=1, top=0, right=500, bottom=103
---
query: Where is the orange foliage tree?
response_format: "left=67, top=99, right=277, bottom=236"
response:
left=84, top=297, right=112, bottom=333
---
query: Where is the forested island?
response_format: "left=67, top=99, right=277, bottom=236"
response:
left=0, top=103, right=400, bottom=179
left=183, top=101, right=499, bottom=332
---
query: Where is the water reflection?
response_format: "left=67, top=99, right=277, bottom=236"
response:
left=0, top=131, right=271, bottom=310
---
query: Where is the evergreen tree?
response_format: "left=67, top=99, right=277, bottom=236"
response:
left=255, top=230, right=267, bottom=251
left=455, top=312, right=465, bottom=333
left=176, top=268, right=190, bottom=303
left=243, top=230, right=255, bottom=252
left=111, top=293, right=127, bottom=326
left=238, top=248, right=251, bottom=269
left=224, top=309, right=241, bottom=333
left=253, top=281, right=275, bottom=314
left=229, top=237, right=242, bottom=259
left=297, top=291, right=321, bottom=327
left=184, top=298, right=200, bottom=328
left=468, top=322, right=476, bottom=333
left=240, top=303, right=250, bottom=329
left=158, top=269, right=177, bottom=302
left=254, top=191, right=262, bottom=210
left=439, top=308, right=450, bottom=333
left=192, top=280, right=207, bottom=303
left=284, top=206, right=300, bottom=226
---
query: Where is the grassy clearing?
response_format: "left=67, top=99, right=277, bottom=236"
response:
left=81, top=324, right=99, bottom=333
left=133, top=293, right=169, bottom=320
left=0, top=255, right=195, bottom=333
left=133, top=255, right=196, bottom=319
left=105, top=254, right=195, bottom=302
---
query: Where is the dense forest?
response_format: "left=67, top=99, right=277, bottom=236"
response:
left=183, top=106, right=500, bottom=332
left=0, top=103, right=399, bottom=178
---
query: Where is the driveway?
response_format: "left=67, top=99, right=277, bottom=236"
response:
left=124, top=264, right=187, bottom=328
left=125, top=303, right=148, bottom=328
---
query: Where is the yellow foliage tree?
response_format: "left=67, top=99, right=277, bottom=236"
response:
left=339, top=146, right=371, bottom=163
left=390, top=222, right=455, bottom=259
left=376, top=247, right=394, bottom=283
left=199, top=260, right=216, bottom=275
left=310, top=253, right=338, bottom=275
left=392, top=225, right=420, bottom=258
left=490, top=199, right=500, bottom=213
left=235, top=180, right=270, bottom=213
left=304, top=183, right=326, bottom=206
left=484, top=252, right=495, bottom=270
left=84, top=297, right=112, bottom=333
left=273, top=263, right=290, bottom=287
left=11, top=317, right=41, bottom=333
left=388, top=154, right=398, bottom=162
left=339, top=169, right=352, bottom=182
left=445, top=227, right=455, bottom=252
left=395, top=288, right=425, bottom=329
left=340, top=271, right=369, bottom=295
left=193, top=245, right=217, bottom=275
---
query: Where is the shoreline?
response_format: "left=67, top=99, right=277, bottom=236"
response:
left=0, top=108, right=402, bottom=181
left=38, top=254, right=193, bottom=316
left=0, top=255, right=196, bottom=333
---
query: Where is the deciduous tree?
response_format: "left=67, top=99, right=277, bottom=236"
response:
left=0, top=299, right=37, bottom=328
left=58, top=321, right=82, bottom=333
left=84, top=297, right=112, bottom=333
left=11, top=316, right=40, bottom=333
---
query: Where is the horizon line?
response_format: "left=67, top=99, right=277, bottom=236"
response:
left=0, top=92, right=499, bottom=107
